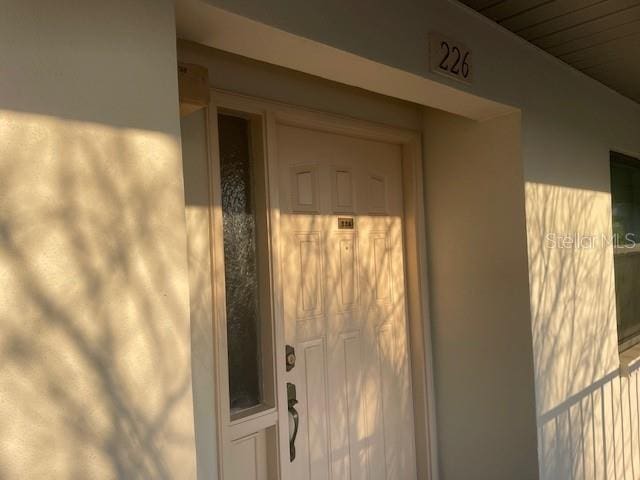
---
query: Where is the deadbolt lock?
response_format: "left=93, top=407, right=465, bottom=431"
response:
left=286, top=345, right=296, bottom=372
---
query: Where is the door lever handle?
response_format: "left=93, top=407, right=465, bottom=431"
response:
left=287, top=382, right=299, bottom=462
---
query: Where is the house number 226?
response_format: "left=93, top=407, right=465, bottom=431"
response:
left=429, top=33, right=473, bottom=84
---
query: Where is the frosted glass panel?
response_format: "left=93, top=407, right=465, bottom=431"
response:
left=218, top=114, right=262, bottom=412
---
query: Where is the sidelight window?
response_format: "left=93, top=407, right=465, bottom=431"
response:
left=218, top=112, right=274, bottom=417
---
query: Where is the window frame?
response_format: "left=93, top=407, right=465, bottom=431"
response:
left=209, top=106, right=279, bottom=436
left=610, top=150, right=640, bottom=353
left=216, top=111, right=276, bottom=419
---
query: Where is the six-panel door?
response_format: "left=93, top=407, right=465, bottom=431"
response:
left=277, top=123, right=417, bottom=480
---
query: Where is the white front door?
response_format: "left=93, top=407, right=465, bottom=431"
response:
left=276, top=122, right=418, bottom=480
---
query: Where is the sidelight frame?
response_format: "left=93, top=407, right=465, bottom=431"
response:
left=207, top=89, right=438, bottom=480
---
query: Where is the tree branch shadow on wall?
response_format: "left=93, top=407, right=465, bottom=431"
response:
left=0, top=116, right=194, bottom=479
left=528, top=182, right=640, bottom=480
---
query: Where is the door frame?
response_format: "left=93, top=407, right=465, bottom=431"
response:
left=206, top=89, right=439, bottom=480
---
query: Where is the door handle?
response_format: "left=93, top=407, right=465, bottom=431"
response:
left=287, top=382, right=299, bottom=462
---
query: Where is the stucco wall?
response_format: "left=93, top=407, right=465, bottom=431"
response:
left=0, top=1, right=197, bottom=478
left=423, top=110, right=538, bottom=479
left=180, top=0, right=640, bottom=478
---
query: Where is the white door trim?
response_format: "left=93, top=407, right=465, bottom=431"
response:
left=207, top=89, right=438, bottom=480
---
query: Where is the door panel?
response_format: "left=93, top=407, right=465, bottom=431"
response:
left=277, top=123, right=417, bottom=480
left=227, top=431, right=268, bottom=480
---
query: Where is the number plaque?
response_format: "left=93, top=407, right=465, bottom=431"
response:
left=429, top=33, right=472, bottom=84
left=338, top=217, right=354, bottom=230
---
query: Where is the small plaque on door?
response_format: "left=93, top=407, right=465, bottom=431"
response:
left=338, top=217, right=354, bottom=229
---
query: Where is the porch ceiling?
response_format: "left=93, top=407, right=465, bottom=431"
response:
left=459, top=0, right=640, bottom=104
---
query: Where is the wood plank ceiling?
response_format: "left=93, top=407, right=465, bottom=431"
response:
left=459, top=0, right=640, bottom=103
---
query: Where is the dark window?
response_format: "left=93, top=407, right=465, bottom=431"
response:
left=218, top=113, right=262, bottom=412
left=611, top=151, right=640, bottom=348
